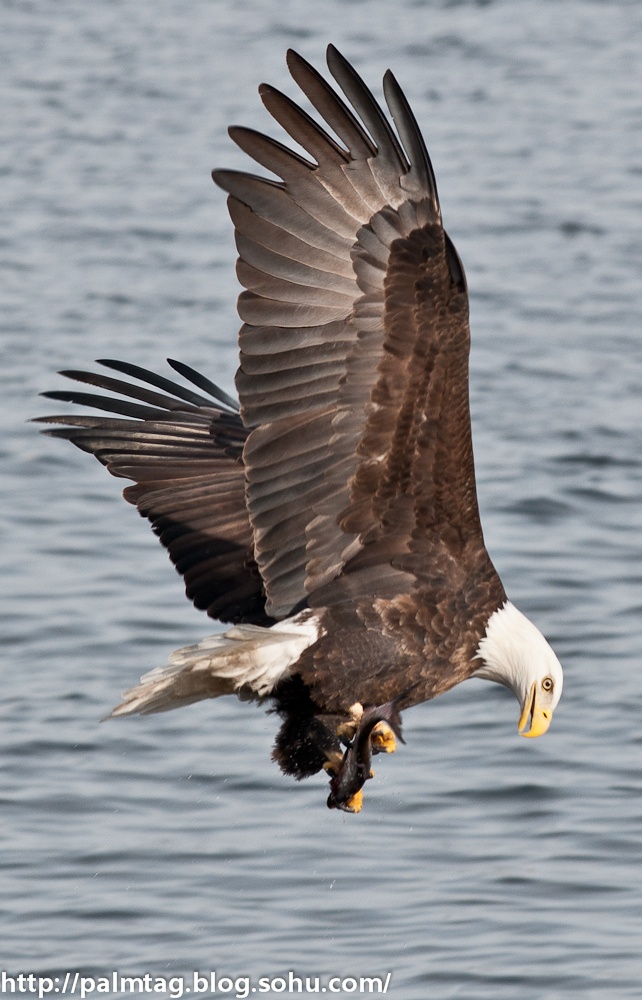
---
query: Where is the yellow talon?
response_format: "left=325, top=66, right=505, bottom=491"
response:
left=371, top=721, right=397, bottom=754
left=344, top=789, right=363, bottom=813
left=336, top=702, right=364, bottom=740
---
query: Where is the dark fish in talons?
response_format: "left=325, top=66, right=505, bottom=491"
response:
left=326, top=700, right=405, bottom=813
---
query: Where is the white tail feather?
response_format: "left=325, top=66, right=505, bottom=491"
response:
left=107, top=613, right=321, bottom=717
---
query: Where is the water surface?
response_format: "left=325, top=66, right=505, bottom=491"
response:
left=2, top=1, right=642, bottom=996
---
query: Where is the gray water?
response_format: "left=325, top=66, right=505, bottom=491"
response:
left=2, top=0, right=642, bottom=996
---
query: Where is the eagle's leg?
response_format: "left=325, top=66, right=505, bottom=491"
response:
left=335, top=705, right=397, bottom=753
left=370, top=720, right=398, bottom=755
left=326, top=699, right=405, bottom=813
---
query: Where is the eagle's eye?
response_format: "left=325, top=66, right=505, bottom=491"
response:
left=541, top=676, right=554, bottom=692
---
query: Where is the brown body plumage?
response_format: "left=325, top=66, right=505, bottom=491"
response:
left=38, top=46, right=562, bottom=811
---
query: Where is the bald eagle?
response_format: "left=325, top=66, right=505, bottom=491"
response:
left=38, top=46, right=563, bottom=812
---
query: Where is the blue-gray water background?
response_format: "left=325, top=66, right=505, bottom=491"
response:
left=3, top=0, right=642, bottom=996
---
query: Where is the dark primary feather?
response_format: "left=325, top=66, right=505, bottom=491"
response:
left=37, top=362, right=271, bottom=625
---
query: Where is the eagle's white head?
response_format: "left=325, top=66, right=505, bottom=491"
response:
left=474, top=601, right=563, bottom=737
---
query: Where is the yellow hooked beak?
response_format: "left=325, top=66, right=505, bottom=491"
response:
left=518, top=681, right=552, bottom=738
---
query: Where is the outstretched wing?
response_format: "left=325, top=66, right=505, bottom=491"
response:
left=37, top=360, right=272, bottom=625
left=214, top=45, right=487, bottom=618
